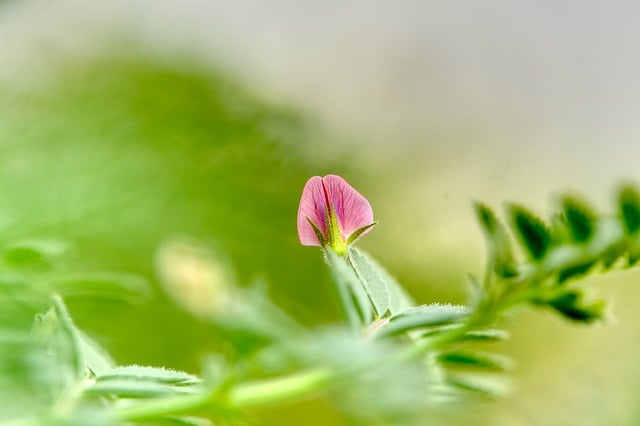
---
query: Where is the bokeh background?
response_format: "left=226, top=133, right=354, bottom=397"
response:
left=2, top=1, right=640, bottom=425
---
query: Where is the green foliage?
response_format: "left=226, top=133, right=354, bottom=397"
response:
left=508, top=204, right=552, bottom=260
left=324, top=248, right=373, bottom=327
left=347, top=246, right=414, bottom=318
left=439, top=350, right=514, bottom=371
left=543, top=292, right=606, bottom=323
left=474, top=203, right=516, bottom=277
left=619, top=185, right=640, bottom=234
left=373, top=304, right=470, bottom=338
left=2, top=51, right=640, bottom=426
left=562, top=197, right=596, bottom=243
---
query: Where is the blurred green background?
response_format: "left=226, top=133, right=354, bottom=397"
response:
left=2, top=1, right=640, bottom=425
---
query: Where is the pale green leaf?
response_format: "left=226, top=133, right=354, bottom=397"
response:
left=445, top=374, right=510, bottom=398
left=96, top=365, right=201, bottom=386
left=439, top=350, right=514, bottom=371
left=348, top=247, right=413, bottom=317
left=31, top=295, right=85, bottom=390
left=461, top=329, right=510, bottom=342
left=87, top=379, right=198, bottom=398
left=325, top=248, right=373, bottom=326
left=373, top=304, right=470, bottom=338
left=4, top=239, right=69, bottom=268
left=78, top=331, right=115, bottom=376
left=52, top=272, right=151, bottom=304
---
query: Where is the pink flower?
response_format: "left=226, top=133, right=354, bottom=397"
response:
left=297, top=174, right=376, bottom=254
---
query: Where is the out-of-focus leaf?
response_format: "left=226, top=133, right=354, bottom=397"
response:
left=474, top=203, right=517, bottom=277
left=52, top=273, right=151, bottom=304
left=325, top=248, right=372, bottom=326
left=89, top=365, right=201, bottom=399
left=439, top=350, right=514, bottom=371
left=445, top=374, right=510, bottom=398
left=562, top=197, right=596, bottom=243
left=545, top=292, right=606, bottom=323
left=32, top=296, right=85, bottom=386
left=461, top=329, right=510, bottom=342
left=374, top=304, right=470, bottom=339
left=149, top=417, right=213, bottom=426
left=78, top=331, right=116, bottom=377
left=87, top=379, right=198, bottom=398
left=348, top=247, right=413, bottom=317
left=96, top=365, right=201, bottom=386
left=509, top=205, right=552, bottom=260
left=557, top=261, right=594, bottom=283
left=619, top=185, right=640, bottom=234
left=4, top=239, right=69, bottom=269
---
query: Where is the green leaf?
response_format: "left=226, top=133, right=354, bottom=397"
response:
left=474, top=203, right=517, bottom=277
left=461, top=329, right=510, bottom=342
left=545, top=291, right=606, bottom=323
left=78, top=331, right=116, bottom=376
left=89, top=365, right=201, bottom=398
left=325, top=248, right=373, bottom=326
left=509, top=205, right=552, bottom=260
left=374, top=304, right=470, bottom=338
left=346, top=222, right=377, bottom=245
left=619, top=185, right=640, bottom=234
left=52, top=272, right=151, bottom=304
left=562, top=197, right=596, bottom=243
left=32, top=295, right=85, bottom=390
left=348, top=247, right=413, bottom=317
left=96, top=365, right=201, bottom=386
left=439, top=350, right=514, bottom=371
left=87, top=379, right=198, bottom=398
left=152, top=417, right=213, bottom=426
left=445, top=374, right=509, bottom=398
left=306, top=217, right=326, bottom=246
left=4, top=239, right=69, bottom=269
left=557, top=261, right=594, bottom=284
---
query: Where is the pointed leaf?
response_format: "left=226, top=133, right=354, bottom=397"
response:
left=562, top=197, right=596, bottom=243
left=546, top=292, right=606, bottom=323
left=78, top=331, right=115, bottom=376
left=445, top=374, right=509, bottom=398
left=439, top=350, right=514, bottom=371
left=325, top=248, right=373, bottom=327
left=32, top=296, right=85, bottom=390
left=96, top=365, right=201, bottom=386
left=619, top=185, right=640, bottom=234
left=509, top=205, right=552, bottom=260
left=346, top=221, right=377, bottom=245
left=557, top=261, right=594, bottom=283
left=348, top=247, right=413, bottom=317
left=474, top=203, right=517, bottom=277
left=374, top=304, right=470, bottom=338
left=87, top=379, right=198, bottom=398
left=461, top=329, right=510, bottom=342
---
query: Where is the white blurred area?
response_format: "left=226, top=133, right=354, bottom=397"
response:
left=1, top=1, right=639, bottom=268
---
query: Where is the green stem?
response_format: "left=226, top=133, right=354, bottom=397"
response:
left=116, top=368, right=334, bottom=422
left=229, top=368, right=334, bottom=407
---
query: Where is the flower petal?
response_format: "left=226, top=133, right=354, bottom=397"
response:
left=322, top=175, right=374, bottom=239
left=297, top=176, right=328, bottom=246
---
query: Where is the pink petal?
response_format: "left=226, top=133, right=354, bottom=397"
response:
left=322, top=175, right=374, bottom=239
left=297, top=176, right=328, bottom=246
